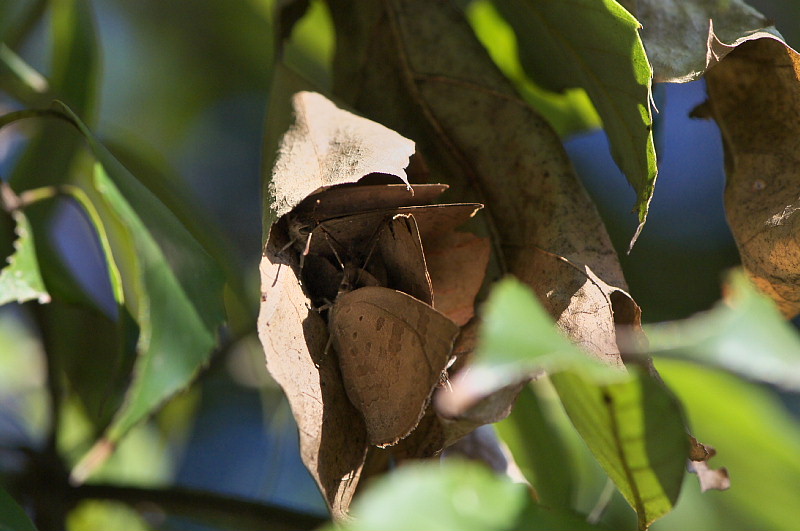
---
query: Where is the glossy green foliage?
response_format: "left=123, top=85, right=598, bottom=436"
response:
left=0, top=486, right=37, bottom=531
left=472, top=278, right=689, bottom=528
left=0, top=209, right=49, bottom=305
left=491, top=0, right=656, bottom=243
left=645, top=271, right=800, bottom=390
left=333, top=459, right=606, bottom=531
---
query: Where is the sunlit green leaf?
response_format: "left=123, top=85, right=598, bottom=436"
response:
left=281, top=0, right=334, bottom=91
left=331, top=460, right=604, bottom=531
left=66, top=501, right=150, bottom=531
left=37, top=104, right=227, bottom=477
left=462, top=277, right=618, bottom=399
left=551, top=368, right=688, bottom=530
left=492, top=0, right=656, bottom=245
left=653, top=360, right=800, bottom=531
left=643, top=270, right=800, bottom=391
left=0, top=485, right=37, bottom=531
left=0, top=208, right=50, bottom=306
left=467, top=277, right=688, bottom=528
left=465, top=0, right=600, bottom=137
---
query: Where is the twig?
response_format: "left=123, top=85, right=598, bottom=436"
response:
left=65, top=483, right=327, bottom=531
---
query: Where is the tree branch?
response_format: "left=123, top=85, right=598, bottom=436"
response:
left=66, top=483, right=327, bottom=531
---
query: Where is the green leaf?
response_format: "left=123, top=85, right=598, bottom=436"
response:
left=643, top=270, right=800, bottom=391
left=551, top=368, right=689, bottom=530
left=7, top=0, right=100, bottom=308
left=465, top=0, right=601, bottom=137
left=465, top=278, right=687, bottom=529
left=462, top=277, right=618, bottom=399
left=41, top=302, right=134, bottom=432
left=0, top=485, right=37, bottom=531
left=653, top=360, right=800, bottom=531
left=280, top=0, right=334, bottom=91
left=66, top=501, right=150, bottom=531
left=495, top=385, right=575, bottom=508
left=37, top=104, right=227, bottom=477
left=0, top=208, right=50, bottom=306
left=10, top=0, right=98, bottom=189
left=1, top=102, right=226, bottom=474
left=50, top=0, right=99, bottom=119
left=332, top=460, right=604, bottom=531
left=492, top=0, right=656, bottom=246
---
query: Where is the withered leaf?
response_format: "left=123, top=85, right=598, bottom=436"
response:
left=327, top=0, right=637, bottom=365
left=330, top=286, right=460, bottom=447
left=259, top=91, right=429, bottom=517
left=266, top=90, right=415, bottom=223
left=703, top=39, right=800, bottom=318
left=258, top=241, right=368, bottom=519
left=260, top=90, right=490, bottom=516
left=689, top=437, right=731, bottom=492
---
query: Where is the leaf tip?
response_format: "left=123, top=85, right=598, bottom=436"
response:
left=70, top=438, right=116, bottom=485
left=627, top=220, right=645, bottom=255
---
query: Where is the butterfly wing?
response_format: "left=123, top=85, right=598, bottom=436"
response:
left=330, top=286, right=459, bottom=446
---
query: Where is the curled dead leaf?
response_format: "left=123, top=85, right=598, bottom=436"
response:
left=689, top=437, right=731, bottom=492
left=258, top=240, right=368, bottom=519
left=266, top=91, right=415, bottom=222
left=703, top=39, right=800, bottom=318
left=259, top=90, right=491, bottom=517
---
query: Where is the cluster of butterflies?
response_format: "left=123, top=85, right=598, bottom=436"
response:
left=276, top=179, right=485, bottom=447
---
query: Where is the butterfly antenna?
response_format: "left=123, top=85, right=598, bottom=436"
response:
left=320, top=226, right=346, bottom=269
left=356, top=219, right=386, bottom=285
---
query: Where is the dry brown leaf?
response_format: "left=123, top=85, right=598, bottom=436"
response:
left=689, top=437, right=731, bottom=492
left=258, top=234, right=368, bottom=519
left=260, top=90, right=493, bottom=515
left=266, top=90, right=415, bottom=223
left=328, top=0, right=636, bottom=361
left=703, top=39, right=800, bottom=318
left=330, top=286, right=460, bottom=447
left=259, top=92, right=428, bottom=516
